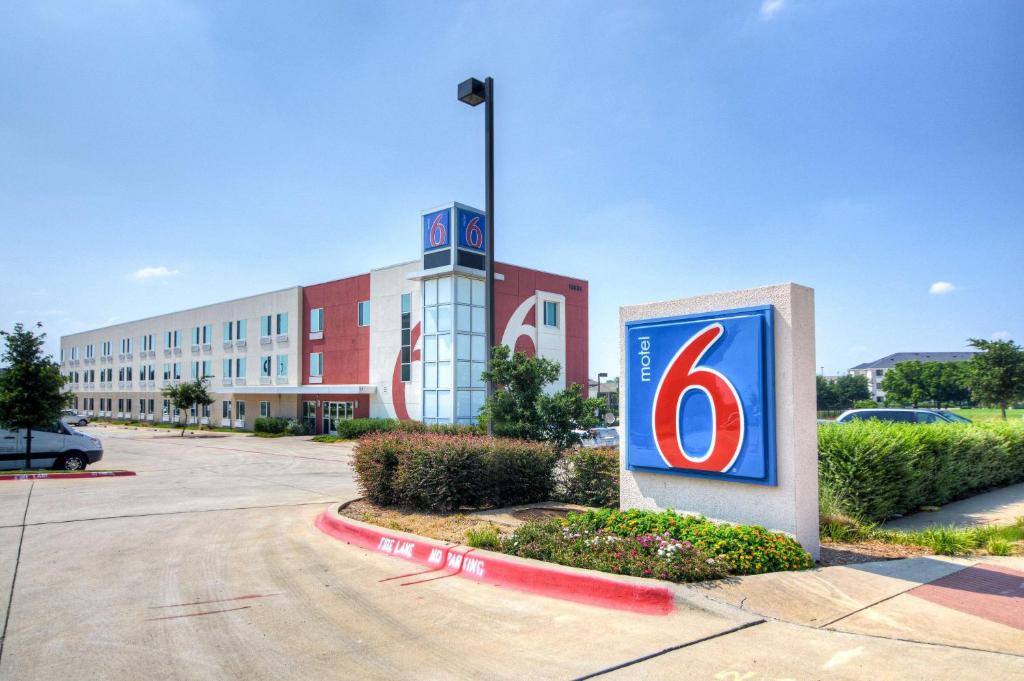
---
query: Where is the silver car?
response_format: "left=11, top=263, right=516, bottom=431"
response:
left=582, top=427, right=620, bottom=448
left=60, top=409, right=90, bottom=427
left=835, top=408, right=971, bottom=424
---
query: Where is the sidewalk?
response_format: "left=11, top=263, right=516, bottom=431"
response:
left=882, top=482, right=1024, bottom=530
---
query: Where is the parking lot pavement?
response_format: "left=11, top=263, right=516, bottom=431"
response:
left=1, top=427, right=1022, bottom=680
left=601, top=620, right=1024, bottom=680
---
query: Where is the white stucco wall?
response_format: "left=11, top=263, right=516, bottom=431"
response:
left=619, top=282, right=820, bottom=558
left=368, top=261, right=421, bottom=419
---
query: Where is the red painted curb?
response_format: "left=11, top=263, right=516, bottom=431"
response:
left=0, top=471, right=136, bottom=481
left=315, top=509, right=674, bottom=615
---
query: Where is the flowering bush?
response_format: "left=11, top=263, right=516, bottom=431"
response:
left=492, top=520, right=730, bottom=583
left=564, top=508, right=814, bottom=575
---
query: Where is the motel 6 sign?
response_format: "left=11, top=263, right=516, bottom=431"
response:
left=626, top=306, right=778, bottom=486
left=423, top=206, right=486, bottom=254
left=457, top=208, right=486, bottom=253
left=423, top=209, right=451, bottom=251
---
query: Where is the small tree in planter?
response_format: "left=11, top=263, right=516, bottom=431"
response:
left=0, top=323, right=70, bottom=468
left=162, top=378, right=214, bottom=436
left=480, top=346, right=603, bottom=452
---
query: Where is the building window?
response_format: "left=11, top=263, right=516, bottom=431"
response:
left=191, top=327, right=200, bottom=346
left=172, top=362, right=181, bottom=380
left=223, top=321, right=233, bottom=342
left=260, top=315, right=272, bottom=338
left=236, top=401, right=246, bottom=421
left=235, top=358, right=246, bottom=379
left=303, top=401, right=316, bottom=433
left=310, top=352, right=323, bottom=377
left=401, top=293, right=412, bottom=382
left=357, top=301, right=370, bottom=327
left=543, top=301, right=559, bottom=327
left=875, top=369, right=884, bottom=377
left=126, top=398, right=132, bottom=414
left=201, top=360, right=212, bottom=379
left=190, top=361, right=200, bottom=380
left=277, top=355, right=288, bottom=378
left=222, top=359, right=232, bottom=378
left=261, top=356, right=272, bottom=378
left=222, top=400, right=232, bottom=419
left=310, top=308, right=324, bottom=333
left=260, top=401, right=270, bottom=418
left=201, top=403, right=210, bottom=418
left=276, top=313, right=288, bottom=335
left=202, top=324, right=212, bottom=344
left=236, top=319, right=247, bottom=341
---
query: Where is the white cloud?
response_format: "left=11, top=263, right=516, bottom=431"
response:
left=929, top=281, right=956, bottom=295
left=131, top=266, right=179, bottom=280
left=991, top=330, right=1012, bottom=341
left=760, top=0, right=785, bottom=20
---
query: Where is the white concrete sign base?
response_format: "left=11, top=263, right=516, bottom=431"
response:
left=619, top=282, right=819, bottom=558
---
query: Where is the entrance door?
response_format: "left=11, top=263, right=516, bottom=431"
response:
left=322, top=401, right=354, bottom=435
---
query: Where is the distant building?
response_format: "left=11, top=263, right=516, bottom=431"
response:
left=848, top=352, right=977, bottom=403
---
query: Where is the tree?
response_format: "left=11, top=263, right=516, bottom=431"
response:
left=816, top=375, right=838, bottom=411
left=880, top=361, right=929, bottom=407
left=816, top=374, right=867, bottom=411
left=161, top=378, right=214, bottom=436
left=0, top=323, right=71, bottom=468
left=927, top=362, right=971, bottom=408
left=965, top=338, right=1024, bottom=420
left=480, top=345, right=603, bottom=451
left=833, top=374, right=870, bottom=408
left=880, top=360, right=971, bottom=408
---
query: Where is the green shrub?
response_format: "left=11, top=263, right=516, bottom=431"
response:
left=285, top=419, right=309, bottom=436
left=985, top=538, right=1013, bottom=556
left=465, top=524, right=502, bottom=550
left=556, top=447, right=619, bottom=507
left=254, top=416, right=290, bottom=434
left=426, top=422, right=482, bottom=436
left=565, top=508, right=814, bottom=575
left=818, top=421, right=1024, bottom=522
left=353, top=432, right=557, bottom=512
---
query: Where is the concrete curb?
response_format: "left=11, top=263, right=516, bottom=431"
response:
left=0, top=470, right=137, bottom=482
left=315, top=506, right=677, bottom=615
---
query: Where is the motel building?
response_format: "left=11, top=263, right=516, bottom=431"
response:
left=59, top=203, right=588, bottom=434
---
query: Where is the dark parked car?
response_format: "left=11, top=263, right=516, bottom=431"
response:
left=835, top=408, right=972, bottom=424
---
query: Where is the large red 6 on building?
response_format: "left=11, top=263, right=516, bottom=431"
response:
left=626, top=306, right=777, bottom=486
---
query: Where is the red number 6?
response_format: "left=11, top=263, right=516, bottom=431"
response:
left=652, top=323, right=744, bottom=472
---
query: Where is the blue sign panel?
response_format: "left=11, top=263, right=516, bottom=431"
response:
left=625, top=305, right=777, bottom=486
left=423, top=209, right=451, bottom=251
left=456, top=208, right=486, bottom=253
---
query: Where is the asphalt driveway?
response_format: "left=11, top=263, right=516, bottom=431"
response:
left=0, top=426, right=1020, bottom=680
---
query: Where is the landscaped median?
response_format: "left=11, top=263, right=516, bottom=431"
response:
left=315, top=430, right=815, bottom=613
left=316, top=505, right=680, bottom=615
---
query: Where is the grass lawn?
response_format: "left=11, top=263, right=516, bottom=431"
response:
left=822, top=513, right=1024, bottom=556
left=947, top=407, right=1024, bottom=423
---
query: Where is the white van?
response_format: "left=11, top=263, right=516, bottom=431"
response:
left=0, top=422, right=103, bottom=471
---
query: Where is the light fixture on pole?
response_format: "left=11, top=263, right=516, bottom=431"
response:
left=458, top=76, right=495, bottom=435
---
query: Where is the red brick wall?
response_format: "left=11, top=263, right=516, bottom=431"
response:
left=302, top=274, right=371, bottom=384
left=494, top=262, right=589, bottom=391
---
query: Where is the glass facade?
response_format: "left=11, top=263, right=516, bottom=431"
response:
left=422, top=275, right=486, bottom=425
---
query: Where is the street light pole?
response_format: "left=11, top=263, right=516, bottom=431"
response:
left=484, top=77, right=495, bottom=436
left=458, top=76, right=495, bottom=435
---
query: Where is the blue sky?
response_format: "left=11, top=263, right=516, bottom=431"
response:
left=1, top=1, right=1021, bottom=377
